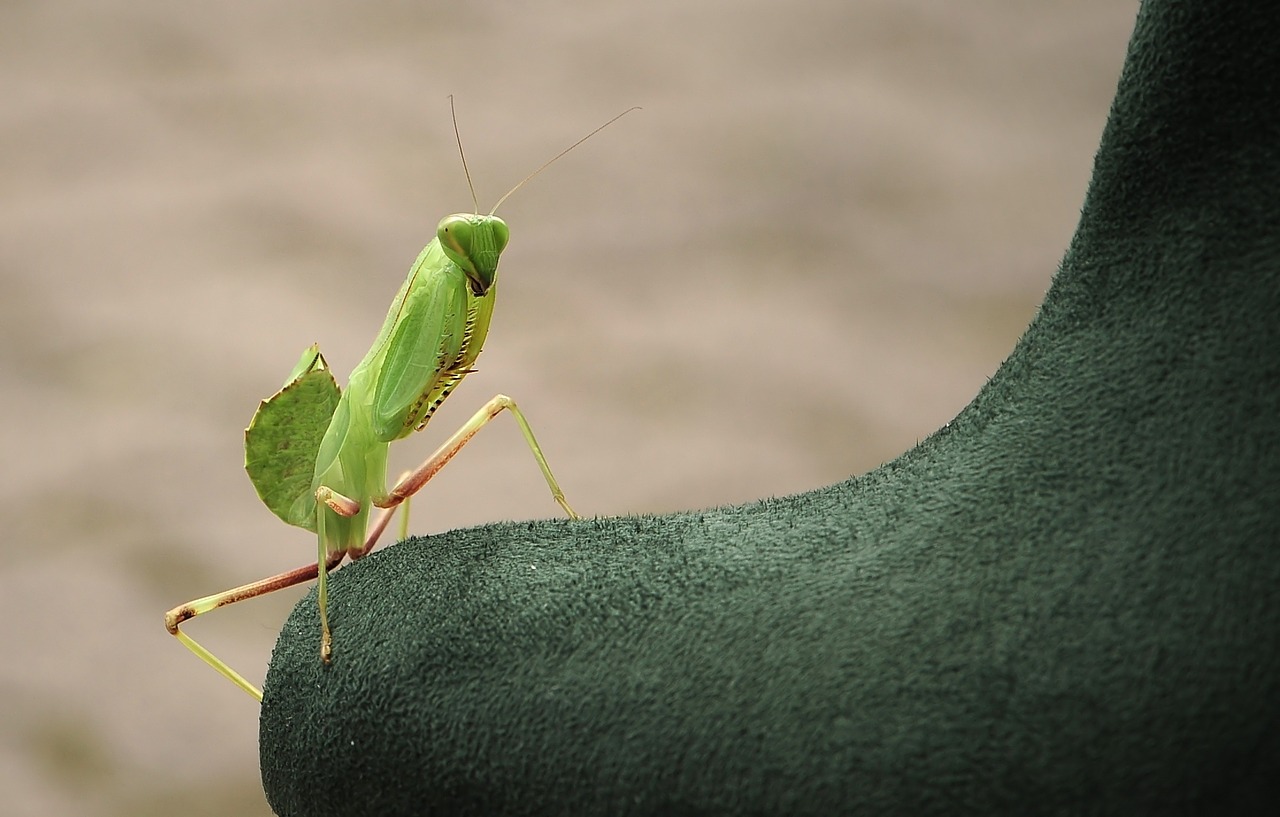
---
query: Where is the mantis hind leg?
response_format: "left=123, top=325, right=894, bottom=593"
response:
left=373, top=393, right=580, bottom=519
left=164, top=553, right=342, bottom=701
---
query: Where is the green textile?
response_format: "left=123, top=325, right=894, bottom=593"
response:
left=259, top=0, right=1280, bottom=813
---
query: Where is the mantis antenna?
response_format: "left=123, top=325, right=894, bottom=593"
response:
left=447, top=95, right=641, bottom=216
left=490, top=106, right=641, bottom=214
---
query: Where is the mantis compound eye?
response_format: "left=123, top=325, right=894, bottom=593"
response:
left=490, top=218, right=510, bottom=256
left=438, top=214, right=474, bottom=262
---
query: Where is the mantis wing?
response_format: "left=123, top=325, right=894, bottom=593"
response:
left=371, top=253, right=470, bottom=442
left=245, top=345, right=341, bottom=531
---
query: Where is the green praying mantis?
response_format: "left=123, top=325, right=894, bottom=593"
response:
left=165, top=102, right=636, bottom=702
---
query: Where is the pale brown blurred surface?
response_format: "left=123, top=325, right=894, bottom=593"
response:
left=0, top=1, right=1136, bottom=814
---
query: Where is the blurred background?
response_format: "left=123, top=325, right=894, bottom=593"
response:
left=0, top=1, right=1136, bottom=814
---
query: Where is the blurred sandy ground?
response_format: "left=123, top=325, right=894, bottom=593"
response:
left=0, top=1, right=1137, bottom=814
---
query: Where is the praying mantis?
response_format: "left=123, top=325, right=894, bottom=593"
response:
left=165, top=102, right=636, bottom=702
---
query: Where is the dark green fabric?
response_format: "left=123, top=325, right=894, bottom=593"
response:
left=259, top=0, right=1280, bottom=813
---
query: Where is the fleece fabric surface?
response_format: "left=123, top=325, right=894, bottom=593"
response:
left=259, top=0, right=1280, bottom=814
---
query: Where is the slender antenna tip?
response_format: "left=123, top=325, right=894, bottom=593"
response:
left=489, top=106, right=642, bottom=215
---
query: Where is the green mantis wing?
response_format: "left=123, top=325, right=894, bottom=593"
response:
left=245, top=345, right=341, bottom=531
left=370, top=243, right=471, bottom=442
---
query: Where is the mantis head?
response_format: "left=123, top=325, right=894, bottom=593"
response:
left=437, top=213, right=509, bottom=296
left=438, top=97, right=636, bottom=298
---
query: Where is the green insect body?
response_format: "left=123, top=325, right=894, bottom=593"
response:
left=165, top=103, right=634, bottom=703
left=311, top=215, right=506, bottom=561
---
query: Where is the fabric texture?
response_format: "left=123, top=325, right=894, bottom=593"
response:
left=259, top=1, right=1280, bottom=813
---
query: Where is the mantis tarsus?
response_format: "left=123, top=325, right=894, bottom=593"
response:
left=165, top=101, right=636, bottom=702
